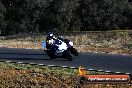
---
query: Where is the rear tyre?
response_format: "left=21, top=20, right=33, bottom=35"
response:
left=48, top=54, right=56, bottom=59
left=62, top=50, right=73, bottom=61
left=46, top=50, right=56, bottom=59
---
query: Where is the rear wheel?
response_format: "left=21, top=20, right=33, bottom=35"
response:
left=62, top=50, right=73, bottom=61
left=48, top=53, right=56, bottom=59
left=46, top=50, right=56, bottom=59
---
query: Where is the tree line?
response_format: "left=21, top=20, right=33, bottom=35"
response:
left=0, top=0, right=132, bottom=35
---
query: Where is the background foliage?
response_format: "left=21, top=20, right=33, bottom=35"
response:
left=0, top=0, right=132, bottom=35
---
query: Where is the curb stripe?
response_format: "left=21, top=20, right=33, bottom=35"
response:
left=6, top=61, right=11, bottom=63
left=18, top=62, right=23, bottom=64
left=38, top=64, right=44, bottom=66
left=1, top=61, right=131, bottom=75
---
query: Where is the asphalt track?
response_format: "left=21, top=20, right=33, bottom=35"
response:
left=0, top=47, right=132, bottom=74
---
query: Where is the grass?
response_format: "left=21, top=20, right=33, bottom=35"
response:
left=1, top=31, right=132, bottom=55
left=0, top=61, right=131, bottom=88
left=0, top=62, right=78, bottom=87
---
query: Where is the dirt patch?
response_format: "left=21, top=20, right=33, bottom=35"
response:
left=75, top=45, right=132, bottom=55
left=0, top=40, right=131, bottom=55
left=1, top=31, right=132, bottom=55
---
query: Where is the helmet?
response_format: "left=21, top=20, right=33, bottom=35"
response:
left=47, top=32, right=53, bottom=38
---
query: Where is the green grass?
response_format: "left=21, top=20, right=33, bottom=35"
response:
left=0, top=61, right=108, bottom=75
left=0, top=62, right=78, bottom=75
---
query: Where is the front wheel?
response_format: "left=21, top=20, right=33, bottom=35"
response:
left=62, top=50, right=73, bottom=61
left=69, top=47, right=78, bottom=56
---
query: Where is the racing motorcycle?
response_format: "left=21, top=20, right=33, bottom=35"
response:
left=42, top=39, right=73, bottom=61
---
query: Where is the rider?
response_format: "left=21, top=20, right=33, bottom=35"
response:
left=46, top=32, right=56, bottom=49
left=45, top=32, right=57, bottom=59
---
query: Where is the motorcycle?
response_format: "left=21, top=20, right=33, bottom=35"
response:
left=63, top=39, right=79, bottom=56
left=42, top=39, right=73, bottom=61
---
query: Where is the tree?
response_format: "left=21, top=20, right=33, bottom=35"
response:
left=39, top=0, right=79, bottom=33
left=0, top=0, right=6, bottom=35
left=0, top=0, right=132, bottom=35
left=78, top=0, right=131, bottom=31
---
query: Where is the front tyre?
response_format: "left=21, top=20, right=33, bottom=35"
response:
left=70, top=47, right=78, bottom=56
left=62, top=50, right=73, bottom=61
